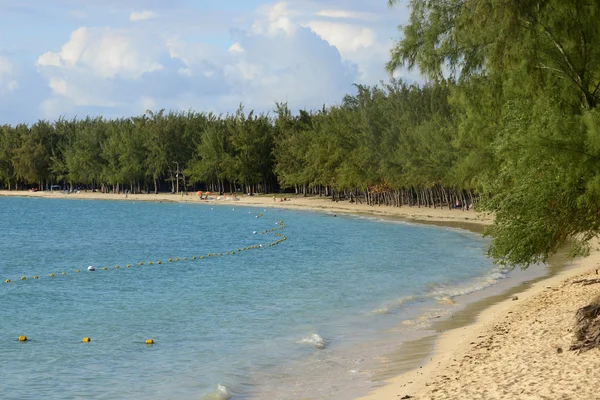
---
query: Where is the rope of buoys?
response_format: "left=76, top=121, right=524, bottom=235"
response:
left=3, top=212, right=288, bottom=284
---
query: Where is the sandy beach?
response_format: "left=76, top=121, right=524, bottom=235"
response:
left=0, top=190, right=493, bottom=226
left=3, top=190, right=598, bottom=399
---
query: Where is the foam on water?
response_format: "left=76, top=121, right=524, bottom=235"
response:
left=298, top=333, right=328, bottom=349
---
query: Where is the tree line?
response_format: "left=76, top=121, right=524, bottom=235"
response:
left=0, top=80, right=474, bottom=208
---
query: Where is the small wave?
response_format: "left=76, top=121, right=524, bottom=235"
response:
left=298, top=333, right=328, bottom=349
left=370, top=295, right=418, bottom=316
left=428, top=267, right=508, bottom=300
left=201, top=384, right=231, bottom=400
left=371, top=307, right=391, bottom=315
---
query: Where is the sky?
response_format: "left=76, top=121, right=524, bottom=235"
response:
left=0, top=0, right=415, bottom=124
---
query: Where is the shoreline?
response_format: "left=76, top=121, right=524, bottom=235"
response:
left=0, top=190, right=493, bottom=226
left=3, top=190, right=596, bottom=399
left=358, top=250, right=600, bottom=399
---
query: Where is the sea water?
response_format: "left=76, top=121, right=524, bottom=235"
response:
left=0, top=197, right=504, bottom=399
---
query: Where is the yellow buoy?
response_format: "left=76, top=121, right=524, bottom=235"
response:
left=148, top=262, right=153, bottom=265
left=200, top=256, right=204, bottom=259
left=226, top=252, right=230, bottom=255
left=34, top=276, right=39, bottom=279
left=158, top=261, right=162, bottom=265
left=145, top=339, right=154, bottom=345
left=139, top=262, right=144, bottom=266
left=21, top=276, right=26, bottom=280
left=232, top=251, right=236, bottom=254
left=102, top=267, right=108, bottom=271
left=192, top=256, right=196, bottom=260
left=49, top=274, right=55, bottom=277
left=176, top=258, right=180, bottom=261
left=18, top=336, right=27, bottom=342
left=5, top=279, right=11, bottom=283
left=183, top=257, right=187, bottom=261
left=82, top=337, right=91, bottom=343
left=169, top=258, right=173, bottom=262
left=75, top=270, right=80, bottom=273
left=126, top=264, right=131, bottom=268
left=207, top=254, right=211, bottom=257
left=62, top=272, right=67, bottom=275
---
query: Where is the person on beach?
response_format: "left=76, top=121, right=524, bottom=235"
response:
left=273, top=195, right=276, bottom=202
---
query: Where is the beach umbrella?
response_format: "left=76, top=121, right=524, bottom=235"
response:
left=196, top=191, right=202, bottom=196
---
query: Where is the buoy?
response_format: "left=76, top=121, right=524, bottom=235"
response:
left=18, top=336, right=27, bottom=342
left=49, top=274, right=55, bottom=277
left=88, top=266, right=95, bottom=271
left=62, top=272, right=67, bottom=275
left=192, top=256, right=196, bottom=260
left=175, top=258, right=180, bottom=261
left=232, top=251, right=236, bottom=254
left=200, top=256, right=204, bottom=259
left=5, top=279, right=11, bottom=283
left=183, top=258, right=187, bottom=261
left=145, top=339, right=154, bottom=345
left=34, top=276, right=39, bottom=279
left=102, top=267, right=108, bottom=271
left=116, top=266, right=121, bottom=269
left=253, top=231, right=257, bottom=234
left=158, top=261, right=162, bottom=265
left=82, top=337, right=91, bottom=343
left=169, top=258, right=173, bottom=262
left=139, top=262, right=144, bottom=266
left=226, top=252, right=230, bottom=255
left=148, top=262, right=153, bottom=265
left=127, top=264, right=131, bottom=268
left=21, top=276, right=26, bottom=280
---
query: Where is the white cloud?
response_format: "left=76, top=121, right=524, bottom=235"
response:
left=251, top=2, right=296, bottom=37
left=37, top=27, right=164, bottom=80
left=33, top=0, right=411, bottom=120
left=306, top=21, right=375, bottom=54
left=228, top=42, right=244, bottom=54
left=130, top=10, right=159, bottom=22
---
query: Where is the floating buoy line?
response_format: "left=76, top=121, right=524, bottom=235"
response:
left=3, top=211, right=288, bottom=285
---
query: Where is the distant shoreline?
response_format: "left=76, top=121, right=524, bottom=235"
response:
left=0, top=190, right=493, bottom=226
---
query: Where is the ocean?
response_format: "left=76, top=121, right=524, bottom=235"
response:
left=0, top=197, right=515, bottom=399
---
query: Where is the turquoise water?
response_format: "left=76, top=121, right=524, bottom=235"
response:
left=0, top=197, right=499, bottom=399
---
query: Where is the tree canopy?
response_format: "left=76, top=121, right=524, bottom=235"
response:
left=388, top=0, right=600, bottom=266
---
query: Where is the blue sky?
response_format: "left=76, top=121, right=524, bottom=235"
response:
left=0, top=0, right=414, bottom=124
